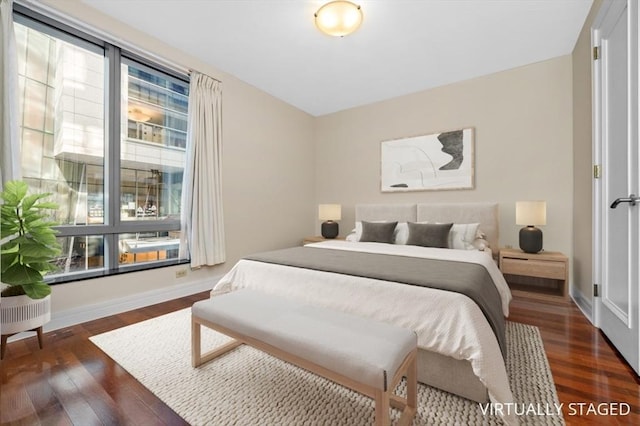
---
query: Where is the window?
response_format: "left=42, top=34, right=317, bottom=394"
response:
left=13, top=7, right=189, bottom=282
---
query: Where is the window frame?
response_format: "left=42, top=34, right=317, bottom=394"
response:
left=13, top=4, right=190, bottom=283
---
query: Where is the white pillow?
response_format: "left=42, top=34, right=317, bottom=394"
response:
left=353, top=221, right=365, bottom=241
left=448, top=223, right=480, bottom=250
left=394, top=222, right=409, bottom=245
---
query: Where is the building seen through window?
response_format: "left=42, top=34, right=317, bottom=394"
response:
left=15, top=16, right=188, bottom=280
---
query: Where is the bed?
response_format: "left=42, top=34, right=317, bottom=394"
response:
left=212, top=202, right=515, bottom=424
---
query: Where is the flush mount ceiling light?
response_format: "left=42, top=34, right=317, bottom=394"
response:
left=314, top=1, right=363, bottom=37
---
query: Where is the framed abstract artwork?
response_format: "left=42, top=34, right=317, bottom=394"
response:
left=380, top=127, right=475, bottom=192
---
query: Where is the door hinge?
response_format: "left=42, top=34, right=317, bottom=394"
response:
left=594, top=284, right=599, bottom=297
left=593, top=46, right=600, bottom=60
left=594, top=164, right=601, bottom=178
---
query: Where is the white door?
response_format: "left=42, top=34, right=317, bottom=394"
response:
left=593, top=0, right=640, bottom=374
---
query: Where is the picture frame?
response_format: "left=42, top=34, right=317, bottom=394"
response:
left=380, top=127, right=475, bottom=192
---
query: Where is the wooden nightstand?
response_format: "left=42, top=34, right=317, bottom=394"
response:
left=499, top=248, right=569, bottom=301
left=302, top=236, right=345, bottom=245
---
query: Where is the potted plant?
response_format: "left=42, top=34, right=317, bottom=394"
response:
left=1, top=180, right=61, bottom=359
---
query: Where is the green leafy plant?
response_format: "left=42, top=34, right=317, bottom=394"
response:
left=1, top=180, right=61, bottom=299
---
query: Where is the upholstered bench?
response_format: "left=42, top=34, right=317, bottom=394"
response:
left=191, top=289, right=418, bottom=426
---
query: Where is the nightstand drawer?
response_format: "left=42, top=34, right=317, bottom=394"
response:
left=501, top=258, right=565, bottom=280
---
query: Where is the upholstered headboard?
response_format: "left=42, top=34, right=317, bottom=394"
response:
left=416, top=203, right=499, bottom=251
left=355, top=204, right=417, bottom=223
left=355, top=203, right=499, bottom=251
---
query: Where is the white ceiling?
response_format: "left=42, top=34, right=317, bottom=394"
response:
left=81, top=0, right=594, bottom=116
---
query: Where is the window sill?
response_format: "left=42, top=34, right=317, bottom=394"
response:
left=46, top=258, right=191, bottom=285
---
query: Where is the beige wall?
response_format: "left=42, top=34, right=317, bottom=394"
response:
left=572, top=0, right=603, bottom=315
left=41, top=0, right=316, bottom=313
left=315, top=56, right=574, bottom=263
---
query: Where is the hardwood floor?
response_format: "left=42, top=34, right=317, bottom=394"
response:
left=509, top=296, right=639, bottom=425
left=0, top=292, right=209, bottom=426
left=1, top=292, right=638, bottom=425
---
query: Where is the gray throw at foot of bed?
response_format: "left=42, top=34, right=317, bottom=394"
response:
left=245, top=246, right=506, bottom=355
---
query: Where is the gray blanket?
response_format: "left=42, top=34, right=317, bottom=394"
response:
left=244, top=246, right=506, bottom=355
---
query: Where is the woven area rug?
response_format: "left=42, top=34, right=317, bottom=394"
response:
left=90, top=308, right=563, bottom=425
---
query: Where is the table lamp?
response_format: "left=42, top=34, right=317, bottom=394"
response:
left=319, top=204, right=341, bottom=239
left=516, top=201, right=546, bottom=253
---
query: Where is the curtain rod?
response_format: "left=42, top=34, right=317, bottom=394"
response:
left=15, top=0, right=220, bottom=82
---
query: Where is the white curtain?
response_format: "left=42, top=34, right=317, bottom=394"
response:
left=0, top=0, right=21, bottom=189
left=179, top=72, right=225, bottom=268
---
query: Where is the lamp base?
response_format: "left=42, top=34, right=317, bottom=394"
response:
left=519, top=226, right=543, bottom=253
left=321, top=221, right=339, bottom=239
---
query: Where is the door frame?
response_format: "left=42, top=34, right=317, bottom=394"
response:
left=592, top=0, right=640, bottom=371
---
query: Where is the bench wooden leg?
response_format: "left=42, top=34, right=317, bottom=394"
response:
left=396, top=350, right=418, bottom=426
left=406, top=350, right=417, bottom=411
left=192, top=315, right=243, bottom=368
left=388, top=349, right=418, bottom=426
left=374, top=389, right=391, bottom=426
left=192, top=316, right=202, bottom=367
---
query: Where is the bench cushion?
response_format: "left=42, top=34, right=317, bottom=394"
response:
left=192, top=289, right=417, bottom=391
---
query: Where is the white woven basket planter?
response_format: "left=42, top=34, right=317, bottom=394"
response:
left=1, top=294, right=51, bottom=335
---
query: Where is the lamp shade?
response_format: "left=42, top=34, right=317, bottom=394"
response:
left=318, top=204, right=341, bottom=221
left=516, top=201, right=546, bottom=226
left=314, top=1, right=363, bottom=37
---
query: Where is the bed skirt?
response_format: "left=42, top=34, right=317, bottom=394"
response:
left=418, top=349, right=488, bottom=403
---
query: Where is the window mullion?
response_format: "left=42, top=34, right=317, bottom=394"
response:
left=105, top=43, right=121, bottom=270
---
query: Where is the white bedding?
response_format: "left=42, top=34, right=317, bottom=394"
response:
left=212, top=241, right=516, bottom=425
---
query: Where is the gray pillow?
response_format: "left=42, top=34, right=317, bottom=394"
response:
left=360, top=221, right=398, bottom=243
left=406, top=222, right=453, bottom=248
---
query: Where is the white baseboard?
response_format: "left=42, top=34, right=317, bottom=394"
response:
left=6, top=275, right=221, bottom=343
left=571, top=287, right=595, bottom=325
